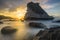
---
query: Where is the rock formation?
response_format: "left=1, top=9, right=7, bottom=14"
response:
left=33, top=26, right=60, bottom=40
left=1, top=26, right=17, bottom=35
left=0, top=15, right=13, bottom=20
left=29, top=22, right=47, bottom=28
left=24, top=2, right=54, bottom=20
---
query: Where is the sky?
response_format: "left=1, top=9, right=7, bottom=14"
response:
left=0, top=0, right=60, bottom=18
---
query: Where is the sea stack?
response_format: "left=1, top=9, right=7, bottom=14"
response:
left=24, top=2, right=54, bottom=20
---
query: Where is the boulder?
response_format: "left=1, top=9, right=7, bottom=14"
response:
left=29, top=22, right=46, bottom=28
left=33, top=27, right=60, bottom=40
left=1, top=26, right=17, bottom=35
left=24, top=2, right=54, bottom=20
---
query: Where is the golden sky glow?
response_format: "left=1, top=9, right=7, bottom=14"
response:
left=16, top=7, right=26, bottom=19
left=0, top=6, right=27, bottom=20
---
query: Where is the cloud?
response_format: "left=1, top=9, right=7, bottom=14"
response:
left=41, top=4, right=54, bottom=9
left=40, top=0, right=60, bottom=9
left=0, top=0, right=48, bottom=8
left=0, top=0, right=60, bottom=12
left=47, top=0, right=60, bottom=4
left=40, top=3, right=60, bottom=9
left=0, top=0, right=47, bottom=11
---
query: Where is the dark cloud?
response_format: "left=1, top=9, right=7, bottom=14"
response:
left=0, top=0, right=42, bottom=9
left=0, top=0, right=7, bottom=9
left=0, top=0, right=39, bottom=12
left=0, top=0, right=27, bottom=11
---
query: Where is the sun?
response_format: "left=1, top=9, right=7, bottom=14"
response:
left=16, top=8, right=26, bottom=20
left=10, top=7, right=26, bottom=20
left=17, top=11, right=23, bottom=17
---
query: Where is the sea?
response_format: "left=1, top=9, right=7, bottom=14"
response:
left=0, top=17, right=60, bottom=40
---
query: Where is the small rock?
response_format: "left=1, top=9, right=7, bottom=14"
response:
left=1, top=26, right=17, bottom=35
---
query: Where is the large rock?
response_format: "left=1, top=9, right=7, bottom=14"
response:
left=24, top=2, right=54, bottom=20
left=29, top=22, right=47, bottom=28
left=33, top=26, right=60, bottom=40
left=1, top=26, right=17, bottom=35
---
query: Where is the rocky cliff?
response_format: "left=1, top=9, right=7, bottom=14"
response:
left=33, top=27, right=60, bottom=40
left=24, top=2, right=54, bottom=20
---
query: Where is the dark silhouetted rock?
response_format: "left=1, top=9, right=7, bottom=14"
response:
left=33, top=27, right=60, bottom=40
left=8, top=19, right=16, bottom=21
left=53, top=20, right=60, bottom=23
left=50, top=25, right=60, bottom=30
left=1, top=26, right=17, bottom=35
left=0, top=21, right=3, bottom=24
left=0, top=15, right=13, bottom=20
left=29, top=22, right=46, bottom=28
left=20, top=18, right=24, bottom=22
left=24, top=2, right=54, bottom=20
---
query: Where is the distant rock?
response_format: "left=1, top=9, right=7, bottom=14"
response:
left=49, top=26, right=60, bottom=30
left=24, top=2, right=54, bottom=20
left=8, top=19, right=16, bottom=21
left=1, top=26, right=17, bottom=35
left=51, top=25, right=60, bottom=28
left=0, top=15, right=14, bottom=20
left=53, top=20, right=60, bottom=23
left=29, top=22, right=47, bottom=28
left=33, top=26, right=60, bottom=40
left=20, top=18, right=24, bottom=22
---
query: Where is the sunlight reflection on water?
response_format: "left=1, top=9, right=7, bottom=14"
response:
left=0, top=17, right=60, bottom=40
left=0, top=21, right=40, bottom=40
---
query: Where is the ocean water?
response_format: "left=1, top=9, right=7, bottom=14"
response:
left=0, top=17, right=60, bottom=40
